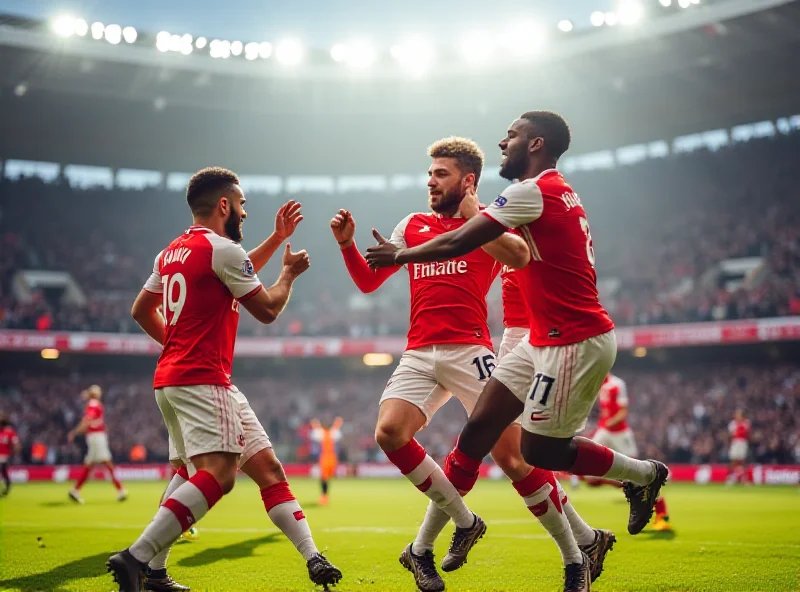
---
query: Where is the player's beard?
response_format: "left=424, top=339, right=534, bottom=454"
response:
left=225, top=209, right=244, bottom=243
left=499, top=148, right=527, bottom=181
left=429, top=184, right=465, bottom=214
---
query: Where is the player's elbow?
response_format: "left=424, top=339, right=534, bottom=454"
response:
left=252, top=307, right=278, bottom=325
left=506, top=246, right=531, bottom=270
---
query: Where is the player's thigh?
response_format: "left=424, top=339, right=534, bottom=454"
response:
left=161, top=385, right=245, bottom=461
left=156, top=388, right=187, bottom=463
left=523, top=330, right=617, bottom=438
left=437, top=344, right=497, bottom=415
left=85, top=433, right=111, bottom=464
left=380, top=348, right=450, bottom=427
left=729, top=440, right=748, bottom=461
left=231, top=387, right=272, bottom=468
left=497, top=327, right=529, bottom=361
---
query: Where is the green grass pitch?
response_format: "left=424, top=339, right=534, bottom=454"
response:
left=1, top=479, right=798, bottom=591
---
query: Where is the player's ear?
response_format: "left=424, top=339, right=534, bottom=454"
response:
left=218, top=195, right=229, bottom=216
left=529, top=136, right=543, bottom=154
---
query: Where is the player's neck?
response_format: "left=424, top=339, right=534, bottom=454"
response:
left=191, top=217, right=225, bottom=237
left=518, top=160, right=557, bottom=182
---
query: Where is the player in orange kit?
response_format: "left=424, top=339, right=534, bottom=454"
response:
left=310, top=417, right=343, bottom=505
left=67, top=385, right=127, bottom=503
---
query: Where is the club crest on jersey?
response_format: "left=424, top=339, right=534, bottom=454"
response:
left=419, top=225, right=431, bottom=233
left=241, top=259, right=255, bottom=277
left=493, top=196, right=508, bottom=207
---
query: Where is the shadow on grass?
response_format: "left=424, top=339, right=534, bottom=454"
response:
left=0, top=551, right=112, bottom=592
left=638, top=528, right=677, bottom=541
left=178, top=533, right=283, bottom=568
left=38, top=501, right=70, bottom=508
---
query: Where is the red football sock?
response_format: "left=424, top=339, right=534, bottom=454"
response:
left=655, top=496, right=668, bottom=518
left=443, top=443, right=482, bottom=494
left=74, top=466, right=91, bottom=490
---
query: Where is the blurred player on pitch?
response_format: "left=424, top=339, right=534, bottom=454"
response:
left=67, top=385, right=127, bottom=503
left=0, top=412, right=20, bottom=496
left=310, top=417, right=343, bottom=505
left=333, top=138, right=610, bottom=592
left=727, top=409, right=751, bottom=485
left=590, top=374, right=671, bottom=530
left=107, top=167, right=341, bottom=592
left=368, top=113, right=670, bottom=591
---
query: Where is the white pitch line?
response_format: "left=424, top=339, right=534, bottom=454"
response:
left=4, top=521, right=798, bottom=550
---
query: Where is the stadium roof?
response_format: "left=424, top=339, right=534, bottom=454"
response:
left=0, top=0, right=799, bottom=173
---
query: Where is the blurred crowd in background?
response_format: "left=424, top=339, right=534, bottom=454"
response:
left=1, top=133, right=799, bottom=338
left=1, top=362, right=797, bottom=466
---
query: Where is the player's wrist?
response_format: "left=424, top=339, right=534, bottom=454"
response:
left=337, top=238, right=354, bottom=250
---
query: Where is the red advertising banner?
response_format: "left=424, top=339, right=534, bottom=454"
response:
left=9, top=463, right=800, bottom=485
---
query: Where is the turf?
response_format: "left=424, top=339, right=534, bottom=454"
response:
left=0, top=479, right=798, bottom=591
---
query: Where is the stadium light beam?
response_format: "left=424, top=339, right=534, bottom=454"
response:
left=330, top=43, right=348, bottom=63
left=104, top=24, right=122, bottom=45
left=618, top=0, right=644, bottom=25
left=231, top=40, right=244, bottom=57
left=52, top=15, right=76, bottom=37
left=122, top=26, right=137, bottom=44
left=604, top=12, right=619, bottom=26
left=276, top=38, right=304, bottom=66
left=659, top=0, right=672, bottom=6
left=195, top=36, right=208, bottom=49
left=590, top=11, right=606, bottom=27
left=363, top=353, right=393, bottom=367
left=259, top=42, right=273, bottom=59
left=678, top=0, right=691, bottom=7
left=41, top=348, right=60, bottom=360
left=333, top=40, right=377, bottom=70
left=156, top=31, right=171, bottom=52
left=74, top=19, right=88, bottom=37
left=91, top=22, right=105, bottom=40
left=500, top=20, right=546, bottom=58
left=558, top=20, right=574, bottom=33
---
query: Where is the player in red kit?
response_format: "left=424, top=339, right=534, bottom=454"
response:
left=67, top=385, right=127, bottom=503
left=107, top=168, right=340, bottom=592
left=334, top=138, right=611, bottom=592
left=0, top=412, right=20, bottom=496
left=590, top=375, right=671, bottom=530
left=727, top=409, right=751, bottom=485
left=368, top=113, right=669, bottom=590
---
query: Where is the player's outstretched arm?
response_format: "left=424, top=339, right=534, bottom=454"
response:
left=331, top=209, right=400, bottom=293
left=248, top=200, right=304, bottom=273
left=242, top=243, right=309, bottom=324
left=131, top=289, right=166, bottom=345
left=367, top=215, right=506, bottom=268
left=458, top=185, right=530, bottom=269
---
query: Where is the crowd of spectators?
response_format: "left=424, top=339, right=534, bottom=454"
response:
left=0, top=362, right=797, bottom=467
left=0, top=133, right=799, bottom=338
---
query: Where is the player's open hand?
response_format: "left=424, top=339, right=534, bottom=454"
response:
left=282, top=243, right=310, bottom=277
left=274, top=200, right=304, bottom=241
left=330, top=209, right=355, bottom=248
left=458, top=183, right=480, bottom=219
left=365, top=229, right=399, bottom=269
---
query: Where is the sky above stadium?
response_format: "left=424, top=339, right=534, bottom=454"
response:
left=0, top=0, right=614, bottom=48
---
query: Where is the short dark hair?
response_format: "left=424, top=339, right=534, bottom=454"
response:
left=186, top=167, right=240, bottom=217
left=520, top=111, right=571, bottom=161
left=428, top=137, right=485, bottom=186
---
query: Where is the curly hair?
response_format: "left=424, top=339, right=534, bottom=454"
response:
left=427, top=137, right=485, bottom=186
left=186, top=167, right=240, bottom=217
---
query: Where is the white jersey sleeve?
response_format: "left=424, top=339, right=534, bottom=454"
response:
left=143, top=251, right=163, bottom=294
left=615, top=379, right=629, bottom=407
left=209, top=236, right=264, bottom=300
left=483, top=179, right=544, bottom=229
left=389, top=213, right=414, bottom=249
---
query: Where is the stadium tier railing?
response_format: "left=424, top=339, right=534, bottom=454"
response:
left=1, top=316, right=799, bottom=356
left=7, top=462, right=799, bottom=486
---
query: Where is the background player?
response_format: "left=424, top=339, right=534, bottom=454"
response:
left=310, top=416, right=343, bottom=505
left=367, top=112, right=669, bottom=561
left=590, top=374, right=671, bottom=530
left=727, top=409, right=751, bottom=485
left=0, top=412, right=20, bottom=496
left=67, top=385, right=127, bottom=503
left=108, top=168, right=340, bottom=592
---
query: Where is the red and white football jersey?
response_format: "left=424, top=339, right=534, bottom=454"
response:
left=143, top=225, right=264, bottom=389
left=0, top=426, right=19, bottom=457
left=597, top=374, right=629, bottom=433
left=390, top=213, right=500, bottom=350
left=483, top=169, right=614, bottom=346
left=84, top=399, right=106, bottom=433
left=500, top=265, right=529, bottom=329
left=729, top=418, right=751, bottom=441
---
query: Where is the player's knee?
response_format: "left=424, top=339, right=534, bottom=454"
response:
left=217, top=472, right=237, bottom=495
left=374, top=421, right=411, bottom=452
left=492, top=449, right=529, bottom=482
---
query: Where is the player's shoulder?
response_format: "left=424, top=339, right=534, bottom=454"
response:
left=605, top=374, right=626, bottom=392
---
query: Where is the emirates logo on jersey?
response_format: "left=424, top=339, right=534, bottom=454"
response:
left=412, top=260, right=468, bottom=279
